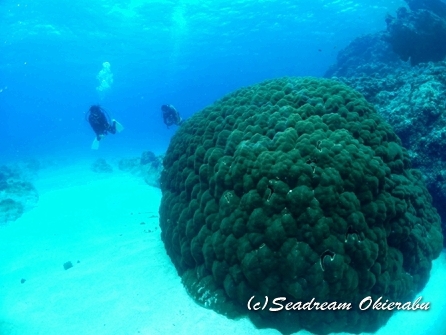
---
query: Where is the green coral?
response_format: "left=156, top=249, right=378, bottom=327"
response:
left=159, top=77, right=443, bottom=334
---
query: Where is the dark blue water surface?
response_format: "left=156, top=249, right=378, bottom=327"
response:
left=0, top=0, right=405, bottom=163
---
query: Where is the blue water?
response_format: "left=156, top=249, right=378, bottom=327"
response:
left=0, top=0, right=404, bottom=162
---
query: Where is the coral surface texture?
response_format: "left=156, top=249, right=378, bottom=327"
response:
left=159, top=77, right=443, bottom=334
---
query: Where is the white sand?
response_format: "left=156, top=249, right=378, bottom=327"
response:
left=0, top=162, right=445, bottom=335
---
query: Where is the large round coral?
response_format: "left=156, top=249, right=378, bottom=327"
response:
left=159, top=77, right=443, bottom=334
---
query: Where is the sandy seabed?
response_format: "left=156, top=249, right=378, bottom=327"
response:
left=1, top=162, right=445, bottom=335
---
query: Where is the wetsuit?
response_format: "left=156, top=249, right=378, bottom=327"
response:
left=88, top=105, right=116, bottom=140
left=162, top=104, right=183, bottom=128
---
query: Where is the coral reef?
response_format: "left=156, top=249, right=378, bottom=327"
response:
left=0, top=199, right=23, bottom=223
left=0, top=165, right=39, bottom=224
left=118, top=157, right=140, bottom=172
left=118, top=151, right=163, bottom=188
left=159, top=77, right=443, bottom=334
left=325, top=32, right=407, bottom=78
left=91, top=158, right=113, bottom=173
left=405, top=0, right=446, bottom=18
left=325, top=8, right=446, bottom=244
left=384, top=6, right=446, bottom=65
left=332, top=62, right=446, bottom=242
left=140, top=151, right=161, bottom=169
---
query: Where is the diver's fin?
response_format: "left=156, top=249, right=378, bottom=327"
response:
left=113, top=119, right=124, bottom=133
left=91, top=138, right=100, bottom=150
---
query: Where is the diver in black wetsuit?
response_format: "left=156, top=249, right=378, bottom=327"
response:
left=86, top=105, right=123, bottom=149
left=161, top=104, right=184, bottom=128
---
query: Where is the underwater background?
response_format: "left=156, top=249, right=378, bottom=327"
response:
left=0, top=0, right=404, bottom=162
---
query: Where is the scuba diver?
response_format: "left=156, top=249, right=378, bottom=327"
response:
left=162, top=104, right=184, bottom=128
left=86, top=105, right=124, bottom=150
